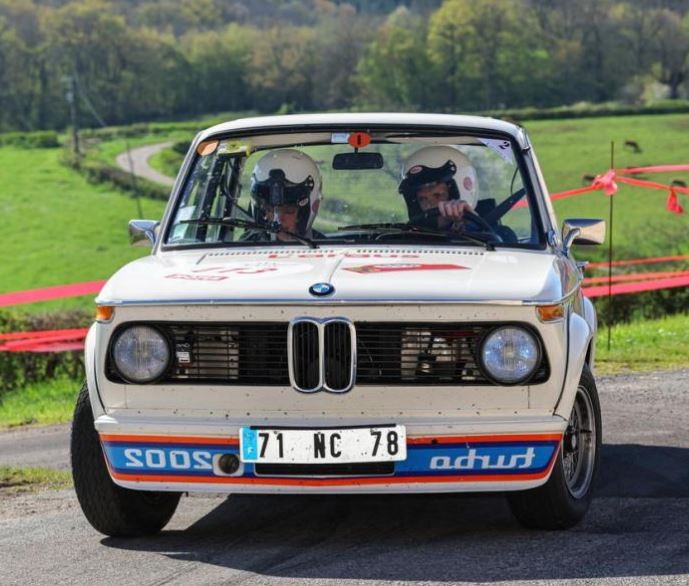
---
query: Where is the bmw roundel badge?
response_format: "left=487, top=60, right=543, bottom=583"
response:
left=309, top=282, right=335, bottom=297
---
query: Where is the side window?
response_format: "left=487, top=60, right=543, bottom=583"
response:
left=462, top=145, right=533, bottom=242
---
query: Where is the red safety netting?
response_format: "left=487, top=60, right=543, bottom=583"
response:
left=582, top=273, right=689, bottom=298
left=548, top=164, right=689, bottom=214
left=583, top=269, right=689, bottom=285
left=0, top=280, right=106, bottom=307
left=2, top=163, right=688, bottom=352
left=587, top=254, right=689, bottom=269
left=0, top=328, right=89, bottom=353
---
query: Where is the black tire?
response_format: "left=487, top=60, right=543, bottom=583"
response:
left=70, top=384, right=181, bottom=537
left=507, top=365, right=601, bottom=530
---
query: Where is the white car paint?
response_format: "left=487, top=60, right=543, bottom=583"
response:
left=86, top=113, right=598, bottom=495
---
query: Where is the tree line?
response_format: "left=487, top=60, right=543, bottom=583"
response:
left=1, top=0, right=689, bottom=132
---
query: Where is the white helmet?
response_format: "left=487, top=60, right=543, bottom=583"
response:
left=250, top=149, right=322, bottom=234
left=399, top=146, right=479, bottom=223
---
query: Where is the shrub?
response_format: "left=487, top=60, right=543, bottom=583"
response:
left=480, top=100, right=689, bottom=123
left=172, top=140, right=191, bottom=155
left=0, top=309, right=91, bottom=396
left=594, top=286, right=689, bottom=326
left=62, top=153, right=170, bottom=201
left=0, top=131, right=60, bottom=148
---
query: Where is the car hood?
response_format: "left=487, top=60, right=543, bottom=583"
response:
left=97, top=246, right=571, bottom=304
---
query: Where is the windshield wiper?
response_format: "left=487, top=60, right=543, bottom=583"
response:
left=181, top=217, right=319, bottom=249
left=338, top=223, right=496, bottom=250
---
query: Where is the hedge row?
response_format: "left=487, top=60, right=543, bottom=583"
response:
left=63, top=153, right=170, bottom=201
left=0, top=131, right=60, bottom=148
left=0, top=288, right=685, bottom=396
left=78, top=110, right=257, bottom=142
left=0, top=309, right=91, bottom=395
left=480, top=100, right=689, bottom=123
left=593, top=285, right=689, bottom=326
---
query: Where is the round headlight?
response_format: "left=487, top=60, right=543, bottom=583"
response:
left=480, top=326, right=540, bottom=384
left=112, top=325, right=170, bottom=383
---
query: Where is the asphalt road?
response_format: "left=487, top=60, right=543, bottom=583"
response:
left=1, top=369, right=688, bottom=586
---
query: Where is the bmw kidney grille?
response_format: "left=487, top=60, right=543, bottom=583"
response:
left=288, top=318, right=356, bottom=393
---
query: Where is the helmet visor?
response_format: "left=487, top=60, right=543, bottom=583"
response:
left=252, top=169, right=314, bottom=207
left=399, top=159, right=457, bottom=194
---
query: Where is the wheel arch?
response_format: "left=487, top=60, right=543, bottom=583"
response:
left=84, top=324, right=106, bottom=419
left=554, top=308, right=595, bottom=420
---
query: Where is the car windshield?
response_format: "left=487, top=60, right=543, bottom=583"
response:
left=165, top=129, right=544, bottom=249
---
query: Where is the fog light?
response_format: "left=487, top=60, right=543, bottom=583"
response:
left=218, top=454, right=240, bottom=475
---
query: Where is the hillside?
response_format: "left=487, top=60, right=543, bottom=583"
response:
left=1, top=112, right=688, bottom=312
left=528, top=114, right=689, bottom=261
left=0, top=147, right=165, bottom=309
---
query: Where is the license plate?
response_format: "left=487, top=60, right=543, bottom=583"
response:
left=239, top=425, right=406, bottom=464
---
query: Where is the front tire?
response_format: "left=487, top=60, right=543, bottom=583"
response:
left=70, top=384, right=181, bottom=537
left=508, top=365, right=601, bottom=529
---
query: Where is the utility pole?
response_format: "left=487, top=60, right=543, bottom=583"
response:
left=64, top=74, right=80, bottom=160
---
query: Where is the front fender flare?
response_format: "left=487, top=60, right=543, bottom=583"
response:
left=554, top=310, right=593, bottom=419
left=84, top=324, right=106, bottom=419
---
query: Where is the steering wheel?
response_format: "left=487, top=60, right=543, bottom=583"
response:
left=408, top=208, right=502, bottom=240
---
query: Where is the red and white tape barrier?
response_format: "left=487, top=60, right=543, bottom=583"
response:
left=0, top=280, right=106, bottom=308
left=2, top=162, right=688, bottom=352
left=0, top=328, right=89, bottom=353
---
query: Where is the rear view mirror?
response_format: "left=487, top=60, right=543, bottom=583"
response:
left=332, top=152, right=384, bottom=170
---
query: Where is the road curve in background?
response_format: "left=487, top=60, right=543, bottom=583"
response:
left=115, top=142, right=175, bottom=187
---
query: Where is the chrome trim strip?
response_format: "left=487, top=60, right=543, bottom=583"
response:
left=98, top=291, right=582, bottom=307
left=287, top=317, right=356, bottom=394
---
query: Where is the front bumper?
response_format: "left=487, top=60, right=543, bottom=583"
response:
left=96, top=414, right=565, bottom=494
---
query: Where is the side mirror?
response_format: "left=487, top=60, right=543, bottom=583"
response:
left=129, top=220, right=159, bottom=248
left=562, top=218, right=606, bottom=253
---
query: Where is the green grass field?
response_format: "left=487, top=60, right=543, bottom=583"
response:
left=0, top=147, right=165, bottom=311
left=148, top=144, right=186, bottom=178
left=1, top=112, right=688, bottom=300
left=528, top=114, right=689, bottom=262
left=0, top=111, right=687, bottom=368
left=595, top=312, right=689, bottom=373
left=0, top=377, right=80, bottom=427
left=0, top=466, right=72, bottom=494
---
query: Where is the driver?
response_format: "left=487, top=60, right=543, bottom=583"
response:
left=398, top=146, right=479, bottom=230
left=246, top=148, right=323, bottom=241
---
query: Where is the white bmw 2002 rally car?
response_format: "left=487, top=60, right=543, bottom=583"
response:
left=71, top=113, right=606, bottom=537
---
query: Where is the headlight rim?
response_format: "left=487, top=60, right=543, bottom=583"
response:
left=109, top=323, right=173, bottom=385
left=477, top=324, right=543, bottom=386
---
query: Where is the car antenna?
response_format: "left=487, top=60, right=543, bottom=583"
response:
left=606, top=141, right=615, bottom=351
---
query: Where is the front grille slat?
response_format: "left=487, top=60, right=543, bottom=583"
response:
left=166, top=323, right=289, bottom=385
left=355, top=323, right=548, bottom=385
left=106, top=321, right=550, bottom=386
